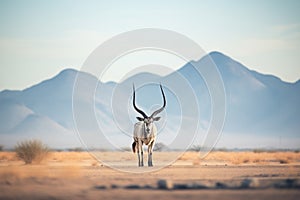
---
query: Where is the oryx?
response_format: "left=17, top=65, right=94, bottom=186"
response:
left=132, top=84, right=166, bottom=167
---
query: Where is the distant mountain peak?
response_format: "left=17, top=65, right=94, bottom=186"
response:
left=54, top=68, right=79, bottom=81
left=208, top=51, right=231, bottom=59
left=58, top=68, right=78, bottom=76
left=204, top=51, right=235, bottom=64
left=207, top=51, right=244, bottom=67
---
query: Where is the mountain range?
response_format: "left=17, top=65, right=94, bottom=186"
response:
left=0, top=52, right=299, bottom=149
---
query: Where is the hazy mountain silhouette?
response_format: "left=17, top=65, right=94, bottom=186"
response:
left=0, top=52, right=299, bottom=149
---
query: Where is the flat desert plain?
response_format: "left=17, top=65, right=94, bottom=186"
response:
left=0, top=151, right=300, bottom=200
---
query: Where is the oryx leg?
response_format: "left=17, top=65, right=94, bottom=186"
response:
left=137, top=141, right=144, bottom=167
left=148, top=141, right=155, bottom=167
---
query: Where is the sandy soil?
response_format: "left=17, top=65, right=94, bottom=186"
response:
left=0, top=151, right=299, bottom=200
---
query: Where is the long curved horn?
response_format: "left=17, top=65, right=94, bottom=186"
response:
left=150, top=84, right=166, bottom=117
left=133, top=84, right=148, bottom=118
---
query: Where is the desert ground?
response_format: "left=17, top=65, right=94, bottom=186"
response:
left=0, top=150, right=300, bottom=200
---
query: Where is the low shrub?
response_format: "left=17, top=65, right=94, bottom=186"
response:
left=15, top=140, right=49, bottom=164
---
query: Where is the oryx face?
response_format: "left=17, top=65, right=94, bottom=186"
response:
left=143, top=118, right=153, bottom=134
left=133, top=84, right=166, bottom=134
left=137, top=116, right=161, bottom=134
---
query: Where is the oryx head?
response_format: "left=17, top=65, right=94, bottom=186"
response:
left=133, top=84, right=166, bottom=134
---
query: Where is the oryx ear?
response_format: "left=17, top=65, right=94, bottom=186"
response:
left=153, top=117, right=161, bottom=121
left=136, top=117, right=144, bottom=121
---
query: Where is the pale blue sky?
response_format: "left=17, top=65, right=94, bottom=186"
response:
left=0, top=0, right=300, bottom=90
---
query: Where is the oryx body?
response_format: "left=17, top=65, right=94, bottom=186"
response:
left=132, top=121, right=157, bottom=167
left=131, top=84, right=166, bottom=167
